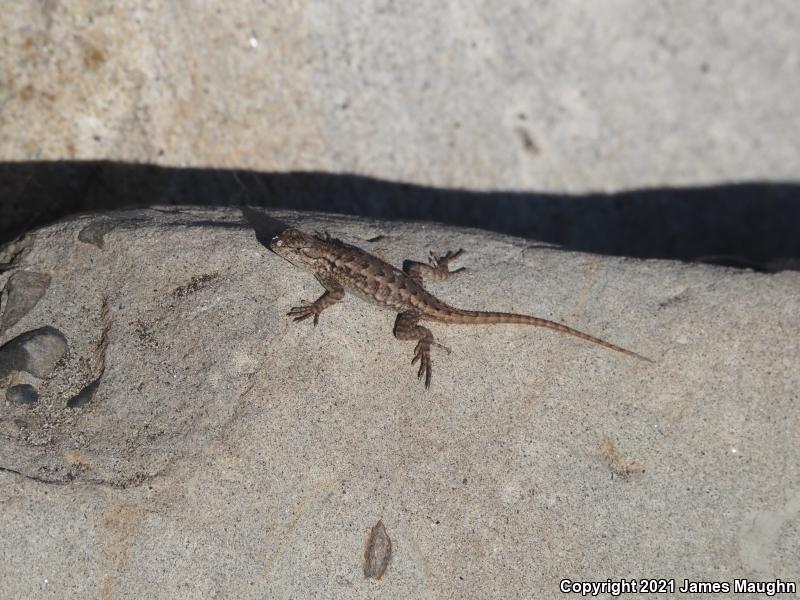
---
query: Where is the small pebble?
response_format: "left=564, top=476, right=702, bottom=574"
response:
left=0, top=326, right=68, bottom=379
left=1, top=271, right=51, bottom=331
left=6, top=384, right=39, bottom=406
left=364, top=520, right=392, bottom=580
left=67, top=379, right=100, bottom=409
left=78, top=219, right=116, bottom=249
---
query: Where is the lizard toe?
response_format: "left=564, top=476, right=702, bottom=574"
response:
left=288, top=304, right=320, bottom=324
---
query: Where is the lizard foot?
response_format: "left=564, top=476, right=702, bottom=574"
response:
left=429, top=249, right=466, bottom=276
left=411, top=340, right=433, bottom=388
left=410, top=339, right=450, bottom=388
left=287, top=300, right=322, bottom=326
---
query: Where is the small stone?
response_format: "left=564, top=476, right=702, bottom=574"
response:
left=363, top=520, right=392, bottom=580
left=77, top=219, right=116, bottom=249
left=6, top=383, right=38, bottom=406
left=1, top=271, right=51, bottom=331
left=0, top=326, right=68, bottom=379
left=13, top=418, right=28, bottom=429
left=67, top=379, right=100, bottom=409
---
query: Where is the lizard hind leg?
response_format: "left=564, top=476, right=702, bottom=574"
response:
left=393, top=311, right=450, bottom=389
left=403, top=249, right=465, bottom=284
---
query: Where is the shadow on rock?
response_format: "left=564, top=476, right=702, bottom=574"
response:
left=1, top=160, right=799, bottom=271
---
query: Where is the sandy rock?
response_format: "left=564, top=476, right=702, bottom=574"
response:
left=0, top=208, right=797, bottom=598
left=1, top=2, right=798, bottom=190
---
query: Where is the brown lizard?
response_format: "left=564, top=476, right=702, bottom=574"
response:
left=270, top=228, right=651, bottom=388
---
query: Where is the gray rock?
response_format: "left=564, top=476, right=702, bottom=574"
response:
left=66, top=378, right=100, bottom=409
left=1, top=2, right=798, bottom=595
left=0, top=3, right=798, bottom=194
left=0, top=326, right=68, bottom=379
left=77, top=219, right=116, bottom=249
left=1, top=271, right=51, bottom=332
left=0, top=209, right=797, bottom=599
left=6, top=383, right=38, bottom=406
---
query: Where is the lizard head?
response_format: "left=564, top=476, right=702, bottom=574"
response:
left=269, top=228, right=326, bottom=270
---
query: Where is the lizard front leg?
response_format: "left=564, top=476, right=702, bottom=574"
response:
left=403, top=249, right=465, bottom=285
left=393, top=311, right=450, bottom=389
left=287, top=275, right=344, bottom=326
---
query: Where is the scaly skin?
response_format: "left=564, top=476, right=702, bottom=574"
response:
left=270, top=228, right=651, bottom=388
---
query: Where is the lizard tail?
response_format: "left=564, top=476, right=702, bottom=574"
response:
left=433, top=308, right=653, bottom=362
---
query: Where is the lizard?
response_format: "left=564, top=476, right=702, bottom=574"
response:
left=269, top=228, right=652, bottom=388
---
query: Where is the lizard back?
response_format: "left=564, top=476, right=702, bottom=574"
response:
left=317, top=237, right=448, bottom=314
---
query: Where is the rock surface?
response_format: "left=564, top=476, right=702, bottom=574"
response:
left=0, top=209, right=797, bottom=598
left=2, top=2, right=798, bottom=191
